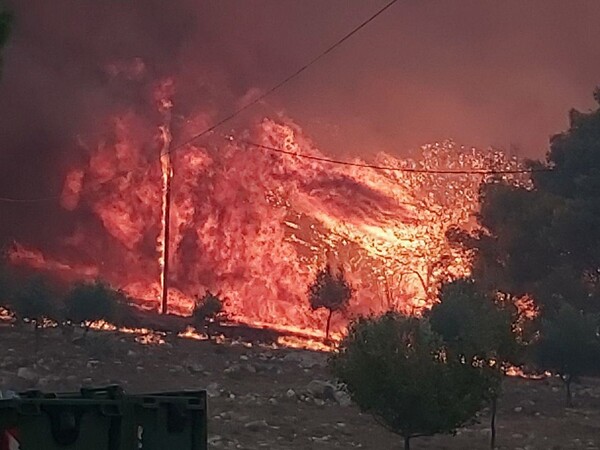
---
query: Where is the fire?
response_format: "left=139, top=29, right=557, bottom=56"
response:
left=7, top=76, right=528, bottom=336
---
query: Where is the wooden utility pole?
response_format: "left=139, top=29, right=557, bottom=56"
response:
left=160, top=156, right=172, bottom=314
left=158, top=118, right=173, bottom=315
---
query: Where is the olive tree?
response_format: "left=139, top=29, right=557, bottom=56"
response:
left=331, top=312, right=495, bottom=450
left=308, top=265, right=352, bottom=341
left=531, top=303, right=600, bottom=406
left=427, top=279, right=521, bottom=448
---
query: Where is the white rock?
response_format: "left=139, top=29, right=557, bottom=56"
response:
left=17, top=367, right=38, bottom=382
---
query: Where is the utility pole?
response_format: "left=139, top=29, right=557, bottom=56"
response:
left=160, top=150, right=172, bottom=315
left=158, top=99, right=173, bottom=315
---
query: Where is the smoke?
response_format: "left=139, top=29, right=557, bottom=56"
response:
left=1, top=0, right=600, bottom=244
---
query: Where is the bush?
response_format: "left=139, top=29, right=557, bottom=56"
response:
left=192, top=291, right=224, bottom=340
left=308, top=265, right=352, bottom=341
left=10, top=275, right=57, bottom=327
left=64, top=280, right=124, bottom=334
left=331, top=313, right=495, bottom=450
left=531, top=303, right=600, bottom=406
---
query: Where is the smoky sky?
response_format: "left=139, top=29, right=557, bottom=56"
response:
left=2, top=0, right=600, bottom=210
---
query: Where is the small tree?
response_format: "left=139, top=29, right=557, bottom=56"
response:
left=64, top=280, right=123, bottom=336
left=192, top=291, right=224, bottom=341
left=10, top=275, right=58, bottom=349
left=331, top=313, right=495, bottom=450
left=427, top=279, right=521, bottom=449
left=308, top=265, right=352, bottom=341
left=531, top=303, right=600, bottom=407
left=0, top=1, right=12, bottom=74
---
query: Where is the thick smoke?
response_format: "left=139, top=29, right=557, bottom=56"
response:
left=2, top=0, right=600, bottom=245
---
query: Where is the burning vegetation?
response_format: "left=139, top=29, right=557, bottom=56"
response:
left=5, top=76, right=528, bottom=338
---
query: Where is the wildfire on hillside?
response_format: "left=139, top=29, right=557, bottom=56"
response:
left=7, top=77, right=528, bottom=336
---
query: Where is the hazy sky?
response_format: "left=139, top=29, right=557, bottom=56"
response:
left=1, top=0, right=600, bottom=201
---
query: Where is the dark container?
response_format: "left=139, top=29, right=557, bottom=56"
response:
left=0, top=386, right=207, bottom=450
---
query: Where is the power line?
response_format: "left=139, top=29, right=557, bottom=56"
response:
left=0, top=0, right=400, bottom=204
left=241, top=139, right=552, bottom=175
left=162, top=0, right=399, bottom=157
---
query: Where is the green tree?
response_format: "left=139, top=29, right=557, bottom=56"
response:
left=308, top=265, right=353, bottom=341
left=531, top=304, right=600, bottom=407
left=457, top=90, right=600, bottom=314
left=64, top=280, right=123, bottom=335
left=192, top=291, right=224, bottom=341
left=427, top=279, right=521, bottom=449
left=0, top=0, right=12, bottom=73
left=331, top=313, right=495, bottom=450
left=10, top=275, right=58, bottom=349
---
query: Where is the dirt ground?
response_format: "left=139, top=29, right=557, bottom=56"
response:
left=0, top=324, right=599, bottom=450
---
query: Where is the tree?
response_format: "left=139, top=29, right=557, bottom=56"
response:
left=192, top=291, right=224, bottom=341
left=330, top=313, right=495, bottom=450
left=0, top=0, right=12, bottom=74
left=64, top=280, right=123, bottom=335
left=427, top=279, right=521, bottom=449
left=460, top=90, right=600, bottom=314
left=531, top=304, right=600, bottom=407
left=9, top=275, right=58, bottom=349
left=308, top=265, right=352, bottom=341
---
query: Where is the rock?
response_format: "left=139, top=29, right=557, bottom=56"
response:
left=206, top=382, right=220, bottom=398
left=285, top=389, right=296, bottom=398
left=306, top=380, right=337, bottom=401
left=186, top=362, right=205, bottom=374
left=244, top=420, right=268, bottom=432
left=334, top=390, right=352, bottom=407
left=86, top=360, right=100, bottom=369
left=17, top=367, right=39, bottom=382
left=283, top=351, right=327, bottom=369
left=514, top=406, right=523, bottom=413
left=253, top=362, right=282, bottom=375
left=127, top=350, right=137, bottom=358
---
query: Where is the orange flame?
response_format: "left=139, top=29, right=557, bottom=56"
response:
left=7, top=77, right=529, bottom=336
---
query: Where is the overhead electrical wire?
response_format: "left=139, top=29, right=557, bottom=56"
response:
left=240, top=139, right=552, bottom=175
left=0, top=0, right=401, bottom=204
left=163, top=0, right=401, bottom=157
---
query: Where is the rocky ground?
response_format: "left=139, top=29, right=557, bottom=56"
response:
left=0, top=324, right=599, bottom=449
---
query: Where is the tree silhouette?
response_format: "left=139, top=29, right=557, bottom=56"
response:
left=64, top=280, right=124, bottom=336
left=531, top=304, right=600, bottom=407
left=331, top=313, right=495, bottom=450
left=308, top=265, right=352, bottom=341
left=192, top=291, right=224, bottom=341
left=0, top=1, right=12, bottom=74
left=427, top=279, right=521, bottom=448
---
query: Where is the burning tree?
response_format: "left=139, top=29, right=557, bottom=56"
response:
left=192, top=291, right=224, bottom=341
left=331, top=313, right=495, bottom=450
left=308, top=265, right=352, bottom=341
left=427, top=279, right=521, bottom=449
left=64, top=280, right=125, bottom=336
left=531, top=304, right=600, bottom=407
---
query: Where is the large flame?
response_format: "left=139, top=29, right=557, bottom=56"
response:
left=7, top=77, right=526, bottom=334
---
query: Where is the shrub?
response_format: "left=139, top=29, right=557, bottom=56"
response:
left=192, top=291, right=224, bottom=340
left=64, top=280, right=124, bottom=334
left=308, top=265, right=352, bottom=341
left=531, top=303, right=600, bottom=406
